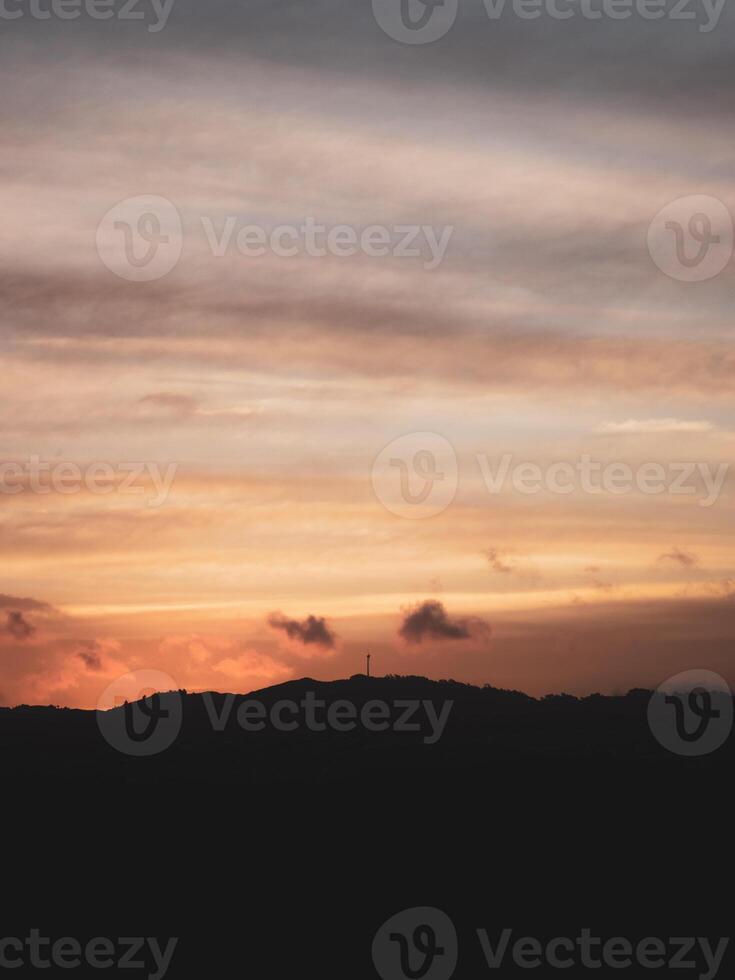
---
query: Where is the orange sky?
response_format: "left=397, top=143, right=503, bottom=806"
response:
left=1, top=36, right=734, bottom=707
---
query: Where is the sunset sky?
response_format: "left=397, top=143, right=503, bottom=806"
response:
left=1, top=1, right=734, bottom=707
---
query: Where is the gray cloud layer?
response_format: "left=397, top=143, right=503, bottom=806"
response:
left=4, top=0, right=733, bottom=120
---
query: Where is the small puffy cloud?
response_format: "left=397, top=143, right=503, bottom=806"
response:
left=398, top=600, right=490, bottom=645
left=267, top=612, right=336, bottom=649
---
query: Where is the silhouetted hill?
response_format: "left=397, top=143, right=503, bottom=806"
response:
left=5, top=673, right=733, bottom=978
left=2, top=674, right=732, bottom=791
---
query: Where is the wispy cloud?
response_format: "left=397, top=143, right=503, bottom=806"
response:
left=484, top=548, right=514, bottom=574
left=658, top=548, right=699, bottom=569
left=0, top=595, right=53, bottom=613
left=137, top=393, right=200, bottom=417
left=596, top=419, right=714, bottom=435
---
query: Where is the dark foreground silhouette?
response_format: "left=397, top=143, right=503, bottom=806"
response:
left=3, top=674, right=732, bottom=789
left=6, top=675, right=733, bottom=978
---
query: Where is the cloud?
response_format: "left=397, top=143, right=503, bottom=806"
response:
left=267, top=612, right=336, bottom=649
left=702, top=579, right=735, bottom=601
left=77, top=649, right=102, bottom=671
left=484, top=548, right=514, bottom=574
left=211, top=650, right=292, bottom=686
left=195, top=406, right=258, bottom=420
left=9, top=1, right=734, bottom=124
left=0, top=594, right=52, bottom=612
left=658, top=548, right=699, bottom=569
left=158, top=634, right=234, bottom=665
left=6, top=611, right=36, bottom=641
left=137, top=392, right=200, bottom=417
left=582, top=566, right=614, bottom=592
left=136, top=392, right=257, bottom=425
left=73, top=639, right=124, bottom=675
left=398, top=600, right=490, bottom=645
left=596, top=419, right=714, bottom=435
left=483, top=549, right=541, bottom=584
